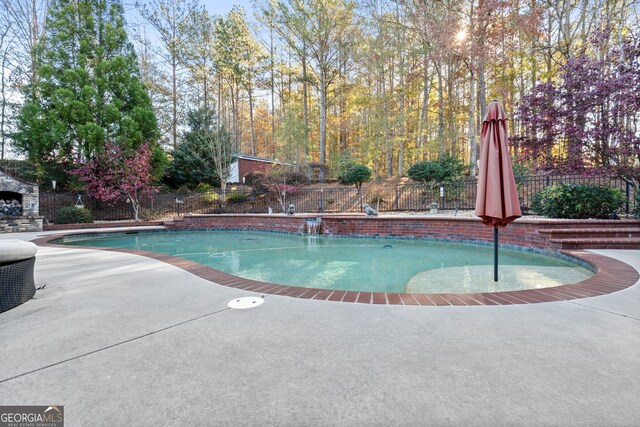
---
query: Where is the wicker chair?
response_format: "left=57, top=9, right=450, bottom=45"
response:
left=0, top=242, right=37, bottom=313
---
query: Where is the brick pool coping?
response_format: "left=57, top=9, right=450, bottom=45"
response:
left=33, top=230, right=639, bottom=306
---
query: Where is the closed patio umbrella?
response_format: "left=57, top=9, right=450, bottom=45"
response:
left=475, top=100, right=522, bottom=281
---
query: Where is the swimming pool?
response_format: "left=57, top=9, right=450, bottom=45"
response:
left=57, top=230, right=593, bottom=294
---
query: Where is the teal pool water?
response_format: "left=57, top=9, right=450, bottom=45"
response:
left=59, top=230, right=594, bottom=294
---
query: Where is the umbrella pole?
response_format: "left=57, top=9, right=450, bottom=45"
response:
left=494, top=226, right=499, bottom=282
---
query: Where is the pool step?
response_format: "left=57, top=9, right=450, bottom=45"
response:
left=539, top=227, right=640, bottom=250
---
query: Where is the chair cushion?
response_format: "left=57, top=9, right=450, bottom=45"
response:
left=0, top=240, right=37, bottom=263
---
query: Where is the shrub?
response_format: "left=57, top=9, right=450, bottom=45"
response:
left=338, top=164, right=371, bottom=190
left=369, top=193, right=384, bottom=204
left=226, top=192, right=249, bottom=204
left=511, top=156, right=534, bottom=189
left=530, top=184, right=625, bottom=219
left=139, top=207, right=163, bottom=221
left=330, top=150, right=356, bottom=180
left=408, top=154, right=465, bottom=187
left=308, top=162, right=330, bottom=181
left=55, top=206, right=93, bottom=224
left=635, top=190, right=640, bottom=219
left=282, top=171, right=310, bottom=186
left=244, top=171, right=264, bottom=187
left=369, top=193, right=384, bottom=210
left=244, top=172, right=269, bottom=193
left=194, top=183, right=214, bottom=193
left=175, top=185, right=191, bottom=195
left=201, top=192, right=220, bottom=204
left=408, top=161, right=440, bottom=187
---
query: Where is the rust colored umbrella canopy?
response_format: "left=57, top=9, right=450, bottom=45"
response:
left=475, top=100, right=522, bottom=227
left=475, top=100, right=522, bottom=282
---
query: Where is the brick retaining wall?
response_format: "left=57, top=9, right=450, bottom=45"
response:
left=166, top=214, right=639, bottom=251
left=319, top=216, right=548, bottom=248
left=44, top=221, right=166, bottom=231
left=168, top=214, right=316, bottom=235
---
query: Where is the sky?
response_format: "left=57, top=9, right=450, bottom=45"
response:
left=202, top=0, right=255, bottom=17
left=123, top=0, right=259, bottom=41
left=123, top=1, right=256, bottom=22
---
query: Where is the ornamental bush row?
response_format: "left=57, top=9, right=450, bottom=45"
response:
left=55, top=206, right=93, bottom=224
left=530, top=184, right=625, bottom=219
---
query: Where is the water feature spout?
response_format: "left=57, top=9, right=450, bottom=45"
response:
left=305, top=217, right=322, bottom=236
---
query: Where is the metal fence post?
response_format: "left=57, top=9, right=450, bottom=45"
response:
left=626, top=182, right=631, bottom=214
left=395, top=187, right=400, bottom=210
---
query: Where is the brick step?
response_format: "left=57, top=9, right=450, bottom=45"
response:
left=537, top=220, right=640, bottom=230
left=548, top=237, right=640, bottom=250
left=539, top=227, right=640, bottom=239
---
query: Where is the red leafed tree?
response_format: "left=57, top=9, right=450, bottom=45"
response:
left=513, top=36, right=640, bottom=191
left=73, top=142, right=156, bottom=221
left=267, top=183, right=303, bottom=213
left=261, top=166, right=308, bottom=213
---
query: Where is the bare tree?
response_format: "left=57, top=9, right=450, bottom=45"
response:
left=271, top=0, right=356, bottom=165
left=0, top=0, right=49, bottom=88
left=138, top=0, right=196, bottom=149
left=0, top=0, right=49, bottom=159
left=0, top=16, right=15, bottom=159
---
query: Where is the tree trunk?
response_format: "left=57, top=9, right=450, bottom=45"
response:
left=132, top=201, right=140, bottom=222
left=248, top=83, right=255, bottom=156
left=339, top=54, right=348, bottom=151
left=396, top=1, right=405, bottom=177
left=447, top=61, right=455, bottom=154
left=478, top=56, right=487, bottom=121
left=172, top=54, right=178, bottom=149
left=382, top=61, right=392, bottom=176
left=467, top=0, right=477, bottom=174
left=546, top=10, right=553, bottom=81
left=280, top=67, right=287, bottom=119
left=436, top=64, right=445, bottom=158
left=220, top=181, right=227, bottom=202
left=203, top=75, right=208, bottom=111
left=270, top=25, right=276, bottom=157
left=476, top=0, right=487, bottom=123
left=417, top=54, right=431, bottom=162
left=30, top=0, right=38, bottom=87
left=218, top=76, right=223, bottom=126
left=319, top=71, right=327, bottom=164
left=468, top=65, right=477, bottom=175
left=0, top=26, right=9, bottom=160
left=225, top=78, right=240, bottom=153
left=0, top=62, right=6, bottom=160
left=302, top=45, right=309, bottom=156
left=235, top=83, right=241, bottom=152
left=530, top=0, right=537, bottom=87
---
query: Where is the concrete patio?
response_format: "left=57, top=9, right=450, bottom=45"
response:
left=1, top=229, right=639, bottom=426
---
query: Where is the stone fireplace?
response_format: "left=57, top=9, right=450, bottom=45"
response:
left=1, top=191, right=24, bottom=216
left=0, top=170, right=43, bottom=232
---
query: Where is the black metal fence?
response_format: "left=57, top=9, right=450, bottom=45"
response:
left=385, top=175, right=638, bottom=212
left=40, top=174, right=637, bottom=222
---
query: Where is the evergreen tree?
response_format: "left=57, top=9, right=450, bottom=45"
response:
left=14, top=0, right=160, bottom=183
left=166, top=107, right=233, bottom=190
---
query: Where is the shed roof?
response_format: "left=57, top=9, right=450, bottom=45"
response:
left=235, top=155, right=289, bottom=165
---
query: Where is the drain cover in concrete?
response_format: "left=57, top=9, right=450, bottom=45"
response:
left=227, top=297, right=265, bottom=309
